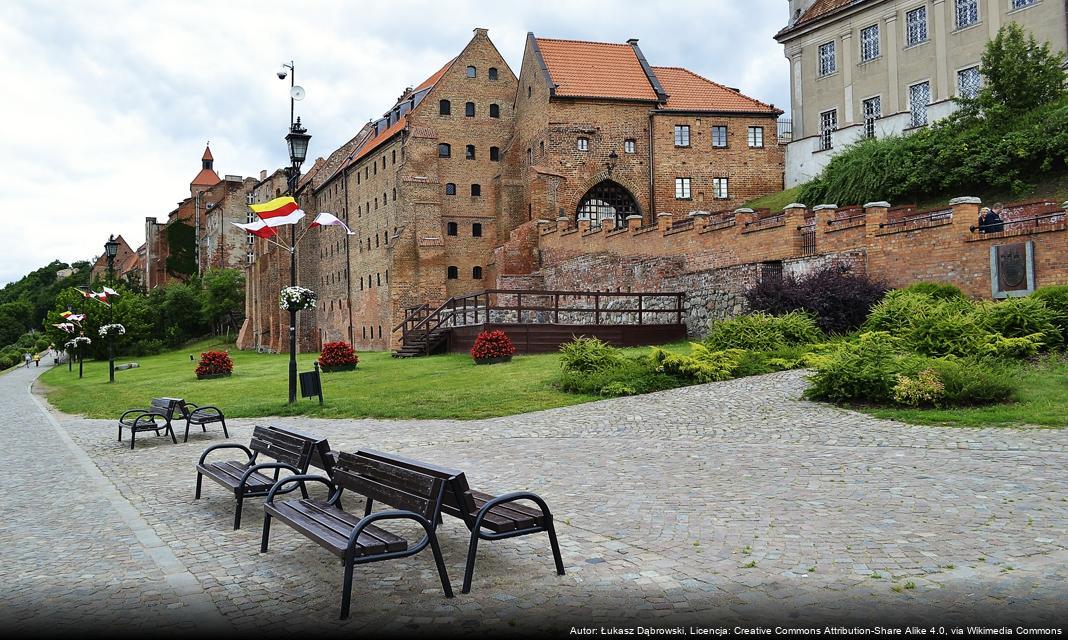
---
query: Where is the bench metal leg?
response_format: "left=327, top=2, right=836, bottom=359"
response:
left=546, top=519, right=565, bottom=576
left=195, top=473, right=203, bottom=499
left=461, top=530, right=480, bottom=594
left=166, top=423, right=177, bottom=445
left=118, top=424, right=122, bottom=442
left=130, top=428, right=136, bottom=450
left=234, top=493, right=244, bottom=530
left=364, top=498, right=373, bottom=517
left=260, top=514, right=272, bottom=553
left=220, top=418, right=229, bottom=439
left=429, top=531, right=454, bottom=598
left=184, top=421, right=191, bottom=443
left=339, top=555, right=355, bottom=619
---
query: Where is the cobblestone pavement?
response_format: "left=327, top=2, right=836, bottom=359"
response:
left=7, top=363, right=1068, bottom=634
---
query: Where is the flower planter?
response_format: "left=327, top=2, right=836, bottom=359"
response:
left=320, top=363, right=356, bottom=373
left=197, top=372, right=232, bottom=380
left=474, top=355, right=512, bottom=365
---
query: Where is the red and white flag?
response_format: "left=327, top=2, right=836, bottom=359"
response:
left=309, top=212, right=355, bottom=235
left=231, top=220, right=278, bottom=239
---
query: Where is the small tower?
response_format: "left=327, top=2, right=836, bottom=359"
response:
left=191, top=143, right=221, bottom=196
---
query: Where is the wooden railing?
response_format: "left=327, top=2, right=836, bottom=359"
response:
left=395, top=289, right=685, bottom=355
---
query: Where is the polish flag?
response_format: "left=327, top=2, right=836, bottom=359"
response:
left=309, top=212, right=355, bottom=235
left=232, top=220, right=278, bottom=239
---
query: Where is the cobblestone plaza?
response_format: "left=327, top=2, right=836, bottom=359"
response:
left=2, top=364, right=1065, bottom=634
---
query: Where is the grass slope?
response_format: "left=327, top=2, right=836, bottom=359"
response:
left=39, top=339, right=604, bottom=421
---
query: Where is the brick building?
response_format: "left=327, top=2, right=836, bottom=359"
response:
left=88, top=235, right=137, bottom=284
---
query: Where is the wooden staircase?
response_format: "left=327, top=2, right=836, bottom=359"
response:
left=391, top=327, right=450, bottom=358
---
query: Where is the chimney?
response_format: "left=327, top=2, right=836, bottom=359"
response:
left=626, top=38, right=639, bottom=45
left=259, top=170, right=267, bottom=180
left=473, top=27, right=488, bottom=37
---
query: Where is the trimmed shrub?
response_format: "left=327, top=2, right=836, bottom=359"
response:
left=1030, top=285, right=1068, bottom=341
left=318, top=341, right=359, bottom=368
left=804, top=332, right=904, bottom=404
left=904, top=302, right=988, bottom=357
left=928, top=357, right=1017, bottom=406
left=650, top=344, right=746, bottom=383
left=705, top=311, right=821, bottom=351
left=893, top=368, right=945, bottom=407
left=557, top=357, right=678, bottom=397
left=745, top=265, right=887, bottom=334
left=979, top=297, right=1063, bottom=347
left=559, top=336, right=624, bottom=373
left=195, top=351, right=233, bottom=378
left=901, top=281, right=967, bottom=300
left=471, top=330, right=516, bottom=361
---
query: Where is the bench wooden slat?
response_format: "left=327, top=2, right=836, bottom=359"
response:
left=334, top=469, right=434, bottom=521
left=266, top=500, right=407, bottom=557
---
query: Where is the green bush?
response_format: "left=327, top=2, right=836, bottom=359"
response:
left=558, top=336, right=625, bottom=373
left=926, top=357, right=1017, bottom=406
left=901, top=282, right=967, bottom=300
left=864, top=290, right=939, bottom=334
left=651, top=344, right=747, bottom=383
left=981, top=333, right=1045, bottom=359
left=1029, top=285, right=1068, bottom=345
left=705, top=311, right=821, bottom=351
left=804, top=332, right=904, bottom=404
left=904, top=302, right=988, bottom=357
left=557, top=356, right=678, bottom=397
left=979, top=297, right=1062, bottom=346
left=892, top=368, right=945, bottom=407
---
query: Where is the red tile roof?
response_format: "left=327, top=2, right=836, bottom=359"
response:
left=350, top=117, right=407, bottom=166
left=653, top=67, right=780, bottom=114
left=191, top=168, right=221, bottom=186
left=777, top=0, right=858, bottom=37
left=534, top=37, right=659, bottom=101
left=415, top=58, right=455, bottom=92
left=202, top=145, right=214, bottom=161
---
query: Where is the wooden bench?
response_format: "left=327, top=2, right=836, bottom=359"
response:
left=357, top=449, right=564, bottom=594
left=118, top=397, right=180, bottom=449
left=195, top=426, right=331, bottom=529
left=260, top=450, right=454, bottom=619
left=176, top=400, right=229, bottom=443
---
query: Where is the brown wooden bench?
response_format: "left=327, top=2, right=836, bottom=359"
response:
left=195, top=426, right=331, bottom=529
left=118, top=397, right=180, bottom=449
left=260, top=450, right=453, bottom=619
left=357, top=449, right=564, bottom=594
left=176, top=400, right=229, bottom=443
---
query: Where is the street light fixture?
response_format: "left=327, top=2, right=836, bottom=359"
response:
left=103, top=235, right=119, bottom=383
left=104, top=234, right=119, bottom=281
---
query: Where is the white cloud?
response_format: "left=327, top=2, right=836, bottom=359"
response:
left=0, top=0, right=789, bottom=286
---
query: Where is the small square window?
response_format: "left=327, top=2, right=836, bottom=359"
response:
left=624, top=139, right=635, bottom=153
left=471, top=184, right=481, bottom=197
left=445, top=183, right=455, bottom=195
left=577, top=137, right=589, bottom=151
left=488, top=67, right=498, bottom=81
left=711, top=126, right=728, bottom=148
left=466, top=66, right=476, bottom=78
left=447, top=222, right=457, bottom=236
left=489, top=146, right=500, bottom=161
left=489, top=104, right=500, bottom=118
left=472, top=223, right=482, bottom=237
left=674, top=125, right=690, bottom=147
left=465, top=102, right=475, bottom=117
left=465, top=145, right=476, bottom=160
left=675, top=177, right=691, bottom=199
left=747, top=127, right=764, bottom=148
left=438, top=143, right=451, bottom=158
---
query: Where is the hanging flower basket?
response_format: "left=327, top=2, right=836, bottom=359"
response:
left=65, top=336, right=92, bottom=350
left=318, top=341, right=359, bottom=372
left=471, top=329, right=516, bottom=364
left=99, top=323, right=126, bottom=338
left=279, top=286, right=317, bottom=311
left=196, top=351, right=234, bottom=380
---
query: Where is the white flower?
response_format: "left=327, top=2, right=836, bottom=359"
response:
left=66, top=336, right=92, bottom=349
left=279, top=286, right=318, bottom=311
left=99, top=323, right=126, bottom=337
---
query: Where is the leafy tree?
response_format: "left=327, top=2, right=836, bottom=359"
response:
left=201, top=269, right=245, bottom=334
left=161, top=281, right=205, bottom=345
left=966, top=22, right=1067, bottom=116
left=165, top=222, right=197, bottom=278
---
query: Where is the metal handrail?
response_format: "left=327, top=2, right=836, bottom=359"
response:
left=879, top=208, right=952, bottom=228
left=969, top=211, right=1065, bottom=233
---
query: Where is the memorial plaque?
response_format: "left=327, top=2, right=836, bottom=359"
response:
left=990, top=241, right=1034, bottom=298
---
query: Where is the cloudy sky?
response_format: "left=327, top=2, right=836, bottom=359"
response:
left=0, top=0, right=790, bottom=287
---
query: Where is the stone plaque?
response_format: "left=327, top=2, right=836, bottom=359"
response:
left=990, top=241, right=1035, bottom=298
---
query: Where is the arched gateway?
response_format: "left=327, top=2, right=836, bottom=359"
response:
left=575, top=180, right=641, bottom=228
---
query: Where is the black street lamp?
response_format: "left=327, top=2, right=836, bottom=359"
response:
left=104, top=235, right=119, bottom=383
left=279, top=62, right=311, bottom=404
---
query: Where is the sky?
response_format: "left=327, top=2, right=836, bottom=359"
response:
left=0, top=0, right=790, bottom=287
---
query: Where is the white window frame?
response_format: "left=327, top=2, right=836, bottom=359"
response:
left=711, top=125, right=728, bottom=148
left=577, top=137, right=589, bottom=151
left=909, top=80, right=931, bottom=127
left=818, top=41, right=837, bottom=76
left=712, top=177, right=729, bottom=199
left=905, top=6, right=928, bottom=47
left=859, top=24, right=880, bottom=62
left=956, top=65, right=982, bottom=99
left=954, top=0, right=979, bottom=29
left=675, top=177, right=691, bottom=199
left=819, top=109, right=837, bottom=151
left=862, top=95, right=881, bottom=138
left=674, top=125, right=691, bottom=147
left=624, top=139, right=636, bottom=153
left=1009, top=0, right=1037, bottom=10
left=747, top=126, right=764, bottom=148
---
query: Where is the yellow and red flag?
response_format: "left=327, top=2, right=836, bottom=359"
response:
left=249, top=196, right=304, bottom=227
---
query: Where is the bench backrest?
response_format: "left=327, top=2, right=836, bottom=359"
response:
left=357, top=449, right=477, bottom=521
left=150, top=397, right=181, bottom=420
left=249, top=426, right=316, bottom=472
left=334, top=451, right=446, bottom=522
left=264, top=425, right=334, bottom=477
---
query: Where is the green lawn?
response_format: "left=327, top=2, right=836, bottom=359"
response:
left=38, top=339, right=632, bottom=421
left=860, top=357, right=1068, bottom=429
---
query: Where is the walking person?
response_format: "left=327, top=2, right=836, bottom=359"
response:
left=23, top=353, right=31, bottom=368
left=33, top=353, right=40, bottom=368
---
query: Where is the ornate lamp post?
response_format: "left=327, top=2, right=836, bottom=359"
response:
left=104, top=235, right=119, bottom=383
left=278, top=62, right=311, bottom=404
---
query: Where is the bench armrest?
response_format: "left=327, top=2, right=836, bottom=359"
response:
left=190, top=405, right=224, bottom=418
left=472, top=492, right=553, bottom=532
left=120, top=409, right=152, bottom=421
left=265, top=474, right=339, bottom=505
left=349, top=510, right=433, bottom=554
left=239, top=462, right=300, bottom=488
left=198, top=443, right=253, bottom=467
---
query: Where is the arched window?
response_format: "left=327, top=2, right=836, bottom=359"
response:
left=489, top=146, right=499, bottom=161
left=465, top=145, right=475, bottom=160
left=466, top=66, right=476, bottom=78
left=472, top=266, right=483, bottom=279
left=465, top=102, right=475, bottom=117
left=445, top=183, right=456, bottom=195
left=447, top=266, right=459, bottom=279
left=488, top=67, right=498, bottom=81
left=438, top=143, right=451, bottom=158
left=472, top=223, right=482, bottom=237
left=447, top=222, right=458, bottom=236
left=576, top=180, right=641, bottom=229
left=471, top=184, right=481, bottom=197
left=489, top=103, right=500, bottom=118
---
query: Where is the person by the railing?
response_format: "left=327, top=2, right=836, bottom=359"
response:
left=977, top=206, right=1004, bottom=233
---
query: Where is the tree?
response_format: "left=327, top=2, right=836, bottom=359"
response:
left=969, top=22, right=1067, bottom=116
left=201, top=268, right=245, bottom=335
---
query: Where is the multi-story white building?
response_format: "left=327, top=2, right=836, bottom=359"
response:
left=775, top=0, right=1068, bottom=187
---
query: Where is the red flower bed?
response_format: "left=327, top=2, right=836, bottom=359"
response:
left=471, top=330, right=516, bottom=361
left=318, top=341, right=359, bottom=368
left=196, top=351, right=233, bottom=378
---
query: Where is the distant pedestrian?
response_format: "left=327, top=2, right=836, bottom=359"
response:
left=33, top=353, right=40, bottom=367
left=977, top=207, right=1004, bottom=233
left=23, top=353, right=31, bottom=368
